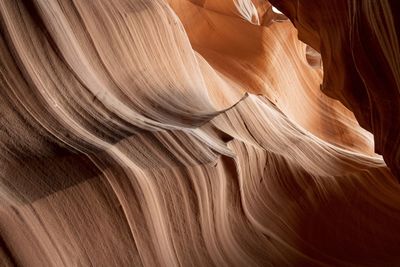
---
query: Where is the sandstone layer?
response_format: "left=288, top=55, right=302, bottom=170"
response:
left=1, top=0, right=400, bottom=266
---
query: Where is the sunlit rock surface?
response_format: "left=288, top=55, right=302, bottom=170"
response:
left=1, top=0, right=400, bottom=266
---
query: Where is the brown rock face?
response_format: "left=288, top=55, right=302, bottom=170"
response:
left=1, top=0, right=400, bottom=266
left=270, top=0, right=400, bottom=178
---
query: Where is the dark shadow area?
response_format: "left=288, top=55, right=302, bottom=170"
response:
left=2, top=152, right=102, bottom=204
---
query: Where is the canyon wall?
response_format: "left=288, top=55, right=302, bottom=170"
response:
left=1, top=0, right=400, bottom=266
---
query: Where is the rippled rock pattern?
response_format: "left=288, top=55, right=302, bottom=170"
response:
left=1, top=0, right=400, bottom=266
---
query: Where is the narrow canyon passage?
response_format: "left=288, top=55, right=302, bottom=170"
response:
left=1, top=0, right=400, bottom=266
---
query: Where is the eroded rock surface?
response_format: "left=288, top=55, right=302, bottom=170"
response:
left=1, top=0, right=400, bottom=266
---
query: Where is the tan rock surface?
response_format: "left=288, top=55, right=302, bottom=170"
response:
left=1, top=0, right=400, bottom=266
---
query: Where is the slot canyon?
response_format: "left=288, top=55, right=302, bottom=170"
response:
left=1, top=0, right=400, bottom=266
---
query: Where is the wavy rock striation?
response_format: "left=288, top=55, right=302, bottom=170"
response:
left=1, top=0, right=400, bottom=266
left=270, top=0, right=400, bottom=179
